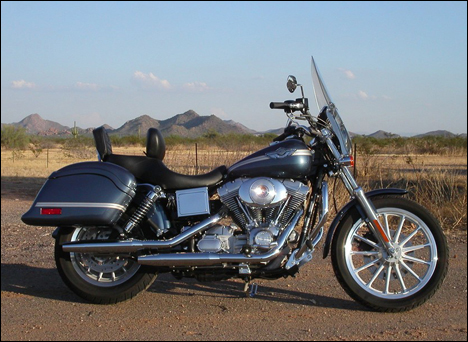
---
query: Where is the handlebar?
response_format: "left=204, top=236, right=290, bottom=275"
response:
left=273, top=126, right=295, bottom=142
left=269, top=100, right=304, bottom=111
left=272, top=125, right=312, bottom=142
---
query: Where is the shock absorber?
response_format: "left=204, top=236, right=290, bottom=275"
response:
left=124, top=185, right=165, bottom=234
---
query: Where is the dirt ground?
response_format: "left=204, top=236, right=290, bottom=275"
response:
left=1, top=176, right=467, bottom=341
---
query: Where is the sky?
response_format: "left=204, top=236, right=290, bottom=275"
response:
left=1, top=1, right=467, bottom=136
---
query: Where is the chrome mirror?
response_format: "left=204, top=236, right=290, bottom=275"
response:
left=287, top=75, right=298, bottom=93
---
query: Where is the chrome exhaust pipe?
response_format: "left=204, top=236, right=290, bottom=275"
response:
left=137, top=210, right=303, bottom=267
left=62, top=212, right=225, bottom=254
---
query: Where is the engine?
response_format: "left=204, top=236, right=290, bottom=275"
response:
left=197, top=178, right=309, bottom=254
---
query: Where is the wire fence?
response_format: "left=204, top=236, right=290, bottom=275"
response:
left=1, top=143, right=466, bottom=230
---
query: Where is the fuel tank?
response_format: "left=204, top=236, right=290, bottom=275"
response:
left=228, top=139, right=315, bottom=179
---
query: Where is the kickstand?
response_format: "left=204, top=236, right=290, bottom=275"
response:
left=243, top=281, right=258, bottom=298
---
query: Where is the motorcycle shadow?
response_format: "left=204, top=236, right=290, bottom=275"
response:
left=1, top=263, right=367, bottom=311
left=149, top=273, right=368, bottom=311
left=1, top=263, right=86, bottom=304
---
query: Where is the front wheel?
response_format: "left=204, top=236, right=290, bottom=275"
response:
left=55, top=227, right=157, bottom=304
left=331, top=196, right=448, bottom=312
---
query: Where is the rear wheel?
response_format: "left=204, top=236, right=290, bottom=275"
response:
left=331, top=196, right=448, bottom=312
left=55, top=227, right=157, bottom=304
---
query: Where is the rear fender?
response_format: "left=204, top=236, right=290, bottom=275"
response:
left=322, top=188, right=408, bottom=258
left=52, top=227, right=74, bottom=240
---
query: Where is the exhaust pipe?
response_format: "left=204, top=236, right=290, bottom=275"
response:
left=137, top=210, right=303, bottom=267
left=62, top=212, right=225, bottom=253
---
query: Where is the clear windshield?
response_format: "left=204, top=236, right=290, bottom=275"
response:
left=311, top=56, right=333, bottom=111
left=311, top=57, right=353, bottom=157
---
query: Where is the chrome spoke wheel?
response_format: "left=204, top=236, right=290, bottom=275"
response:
left=344, top=208, right=438, bottom=299
left=70, top=228, right=140, bottom=287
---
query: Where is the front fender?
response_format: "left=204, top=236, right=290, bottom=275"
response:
left=322, top=188, right=408, bottom=259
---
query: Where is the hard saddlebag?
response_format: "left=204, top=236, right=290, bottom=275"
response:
left=21, top=162, right=136, bottom=226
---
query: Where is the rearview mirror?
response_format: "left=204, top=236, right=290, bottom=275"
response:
left=287, top=75, right=298, bottom=93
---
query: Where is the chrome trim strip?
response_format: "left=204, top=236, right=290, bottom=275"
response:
left=228, top=156, right=269, bottom=171
left=36, top=202, right=126, bottom=212
left=292, top=149, right=313, bottom=157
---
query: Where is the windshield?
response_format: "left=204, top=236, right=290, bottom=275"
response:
left=311, top=56, right=353, bottom=157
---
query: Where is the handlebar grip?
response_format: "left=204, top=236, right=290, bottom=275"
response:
left=270, top=102, right=290, bottom=109
left=270, top=100, right=304, bottom=111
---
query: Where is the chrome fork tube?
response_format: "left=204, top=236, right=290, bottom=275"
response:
left=321, top=129, right=392, bottom=250
left=339, top=166, right=393, bottom=250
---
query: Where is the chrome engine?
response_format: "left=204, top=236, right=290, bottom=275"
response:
left=197, top=178, right=309, bottom=254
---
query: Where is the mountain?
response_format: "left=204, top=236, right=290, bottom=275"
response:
left=110, top=110, right=253, bottom=138
left=413, top=130, right=457, bottom=138
left=7, top=111, right=255, bottom=138
left=4, top=113, right=466, bottom=139
left=367, top=130, right=400, bottom=139
left=15, top=114, right=71, bottom=135
left=112, top=114, right=160, bottom=136
left=223, top=120, right=257, bottom=134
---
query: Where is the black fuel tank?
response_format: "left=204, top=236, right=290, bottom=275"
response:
left=228, top=139, right=315, bottom=179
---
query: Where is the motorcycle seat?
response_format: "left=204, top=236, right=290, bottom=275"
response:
left=106, top=154, right=226, bottom=190
left=93, top=126, right=227, bottom=190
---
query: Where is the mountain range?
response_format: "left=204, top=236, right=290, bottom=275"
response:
left=2, top=112, right=466, bottom=139
left=5, top=111, right=253, bottom=138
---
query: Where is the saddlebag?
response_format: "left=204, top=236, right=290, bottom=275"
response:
left=21, top=162, right=136, bottom=226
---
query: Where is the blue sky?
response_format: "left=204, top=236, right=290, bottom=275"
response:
left=1, top=1, right=467, bottom=135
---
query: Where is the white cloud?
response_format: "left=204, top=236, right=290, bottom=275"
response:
left=132, top=71, right=213, bottom=93
left=182, top=81, right=211, bottom=92
left=358, top=90, right=369, bottom=100
left=339, top=68, right=356, bottom=79
left=133, top=71, right=172, bottom=90
left=75, top=82, right=100, bottom=91
left=11, top=79, right=36, bottom=89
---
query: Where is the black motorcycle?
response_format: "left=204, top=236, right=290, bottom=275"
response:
left=22, top=57, right=448, bottom=312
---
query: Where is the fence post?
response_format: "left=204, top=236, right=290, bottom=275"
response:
left=354, top=143, right=357, bottom=178
left=195, top=143, right=199, bottom=175
left=47, top=148, right=49, bottom=168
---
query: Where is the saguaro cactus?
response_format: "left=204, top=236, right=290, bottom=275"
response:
left=71, top=121, right=79, bottom=139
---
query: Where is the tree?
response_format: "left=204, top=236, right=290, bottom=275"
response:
left=1, top=125, right=29, bottom=149
left=202, top=129, right=220, bottom=139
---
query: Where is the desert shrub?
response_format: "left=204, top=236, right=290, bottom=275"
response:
left=1, top=125, right=29, bottom=149
left=62, top=136, right=95, bottom=159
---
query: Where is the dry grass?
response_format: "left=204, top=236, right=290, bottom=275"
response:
left=2, top=145, right=466, bottom=232
left=352, top=153, right=467, bottom=232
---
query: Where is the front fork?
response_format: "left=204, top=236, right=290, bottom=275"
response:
left=339, top=165, right=393, bottom=252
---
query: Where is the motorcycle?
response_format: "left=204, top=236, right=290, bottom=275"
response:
left=22, top=57, right=448, bottom=312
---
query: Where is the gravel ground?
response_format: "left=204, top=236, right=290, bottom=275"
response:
left=1, top=176, right=467, bottom=341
